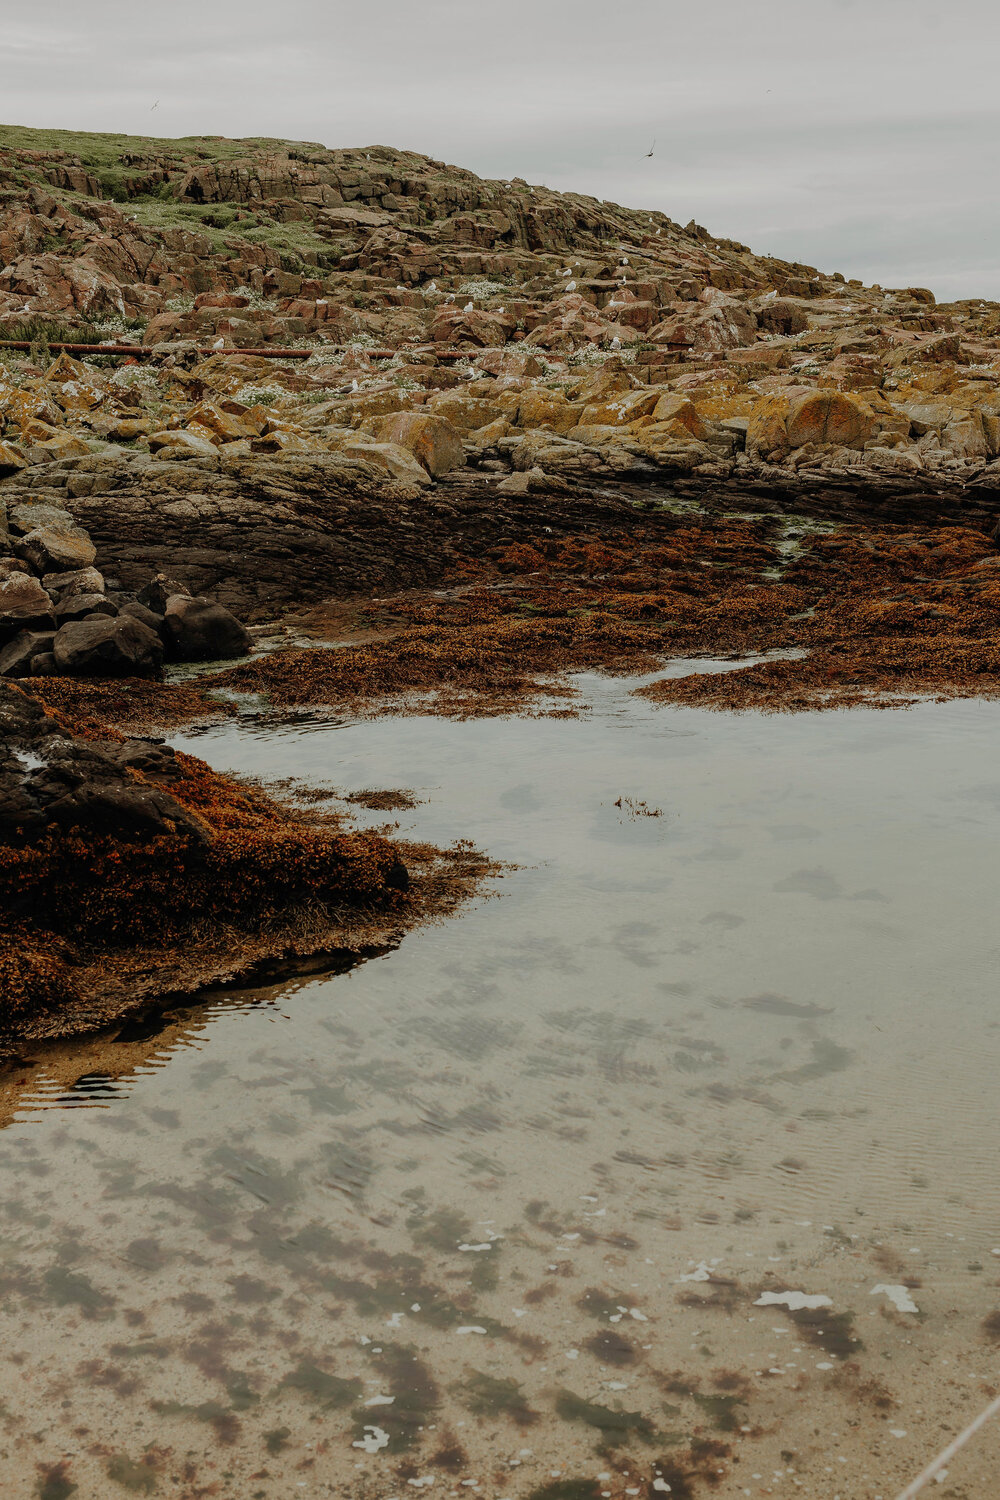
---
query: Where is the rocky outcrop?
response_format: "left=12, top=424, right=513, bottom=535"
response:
left=0, top=465, right=254, bottom=678
left=0, top=683, right=207, bottom=846
left=1, top=126, right=1000, bottom=628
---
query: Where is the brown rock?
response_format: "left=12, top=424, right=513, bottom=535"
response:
left=162, top=595, right=253, bottom=662
left=15, top=525, right=98, bottom=575
left=785, top=391, right=876, bottom=451
left=42, top=567, right=106, bottom=601
left=0, top=572, right=56, bottom=632
left=375, top=411, right=466, bottom=476
left=54, top=592, right=118, bottom=624
left=0, top=629, right=56, bottom=678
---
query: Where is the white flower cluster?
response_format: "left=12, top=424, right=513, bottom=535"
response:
left=233, top=383, right=285, bottom=407
left=457, top=279, right=508, bottom=299
left=568, top=343, right=636, bottom=367
left=232, top=286, right=279, bottom=312
left=90, top=315, right=144, bottom=341
left=108, top=364, right=161, bottom=392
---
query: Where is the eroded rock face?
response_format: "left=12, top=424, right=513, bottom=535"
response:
left=0, top=124, right=998, bottom=617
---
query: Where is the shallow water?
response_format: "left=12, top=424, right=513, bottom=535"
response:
left=3, top=677, right=1000, bottom=1499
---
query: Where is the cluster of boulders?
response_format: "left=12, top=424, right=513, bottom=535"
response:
left=0, top=494, right=251, bottom=679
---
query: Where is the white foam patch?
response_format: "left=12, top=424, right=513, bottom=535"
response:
left=678, top=1261, right=712, bottom=1282
left=364, top=1394, right=394, bottom=1407
left=456, top=1325, right=487, bottom=1335
left=754, top=1291, right=833, bottom=1311
left=871, top=1283, right=919, bottom=1314
left=352, top=1425, right=389, bottom=1453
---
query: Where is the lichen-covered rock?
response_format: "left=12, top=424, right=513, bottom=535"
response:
left=15, top=524, right=97, bottom=575
left=375, top=411, right=466, bottom=476
left=785, top=391, right=876, bottom=451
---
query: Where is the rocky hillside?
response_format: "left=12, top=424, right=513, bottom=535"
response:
left=1, top=122, right=1000, bottom=583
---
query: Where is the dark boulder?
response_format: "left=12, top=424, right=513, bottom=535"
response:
left=162, top=594, right=253, bottom=661
left=52, top=615, right=164, bottom=677
left=54, top=592, right=118, bottom=625
left=137, top=573, right=192, bottom=614
left=118, top=600, right=167, bottom=637
left=0, top=629, right=56, bottom=679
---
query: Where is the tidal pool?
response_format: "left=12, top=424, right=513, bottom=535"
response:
left=3, top=675, right=1000, bottom=1499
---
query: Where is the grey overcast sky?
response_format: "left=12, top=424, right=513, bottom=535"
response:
left=4, top=0, right=999, bottom=299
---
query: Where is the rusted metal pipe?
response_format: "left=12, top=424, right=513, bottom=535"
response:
left=0, top=341, right=477, bottom=361
left=0, top=342, right=312, bottom=359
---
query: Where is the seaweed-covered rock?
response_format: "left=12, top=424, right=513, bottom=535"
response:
left=0, top=684, right=207, bottom=844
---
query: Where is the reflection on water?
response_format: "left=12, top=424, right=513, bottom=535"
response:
left=2, top=676, right=1000, bottom=1498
